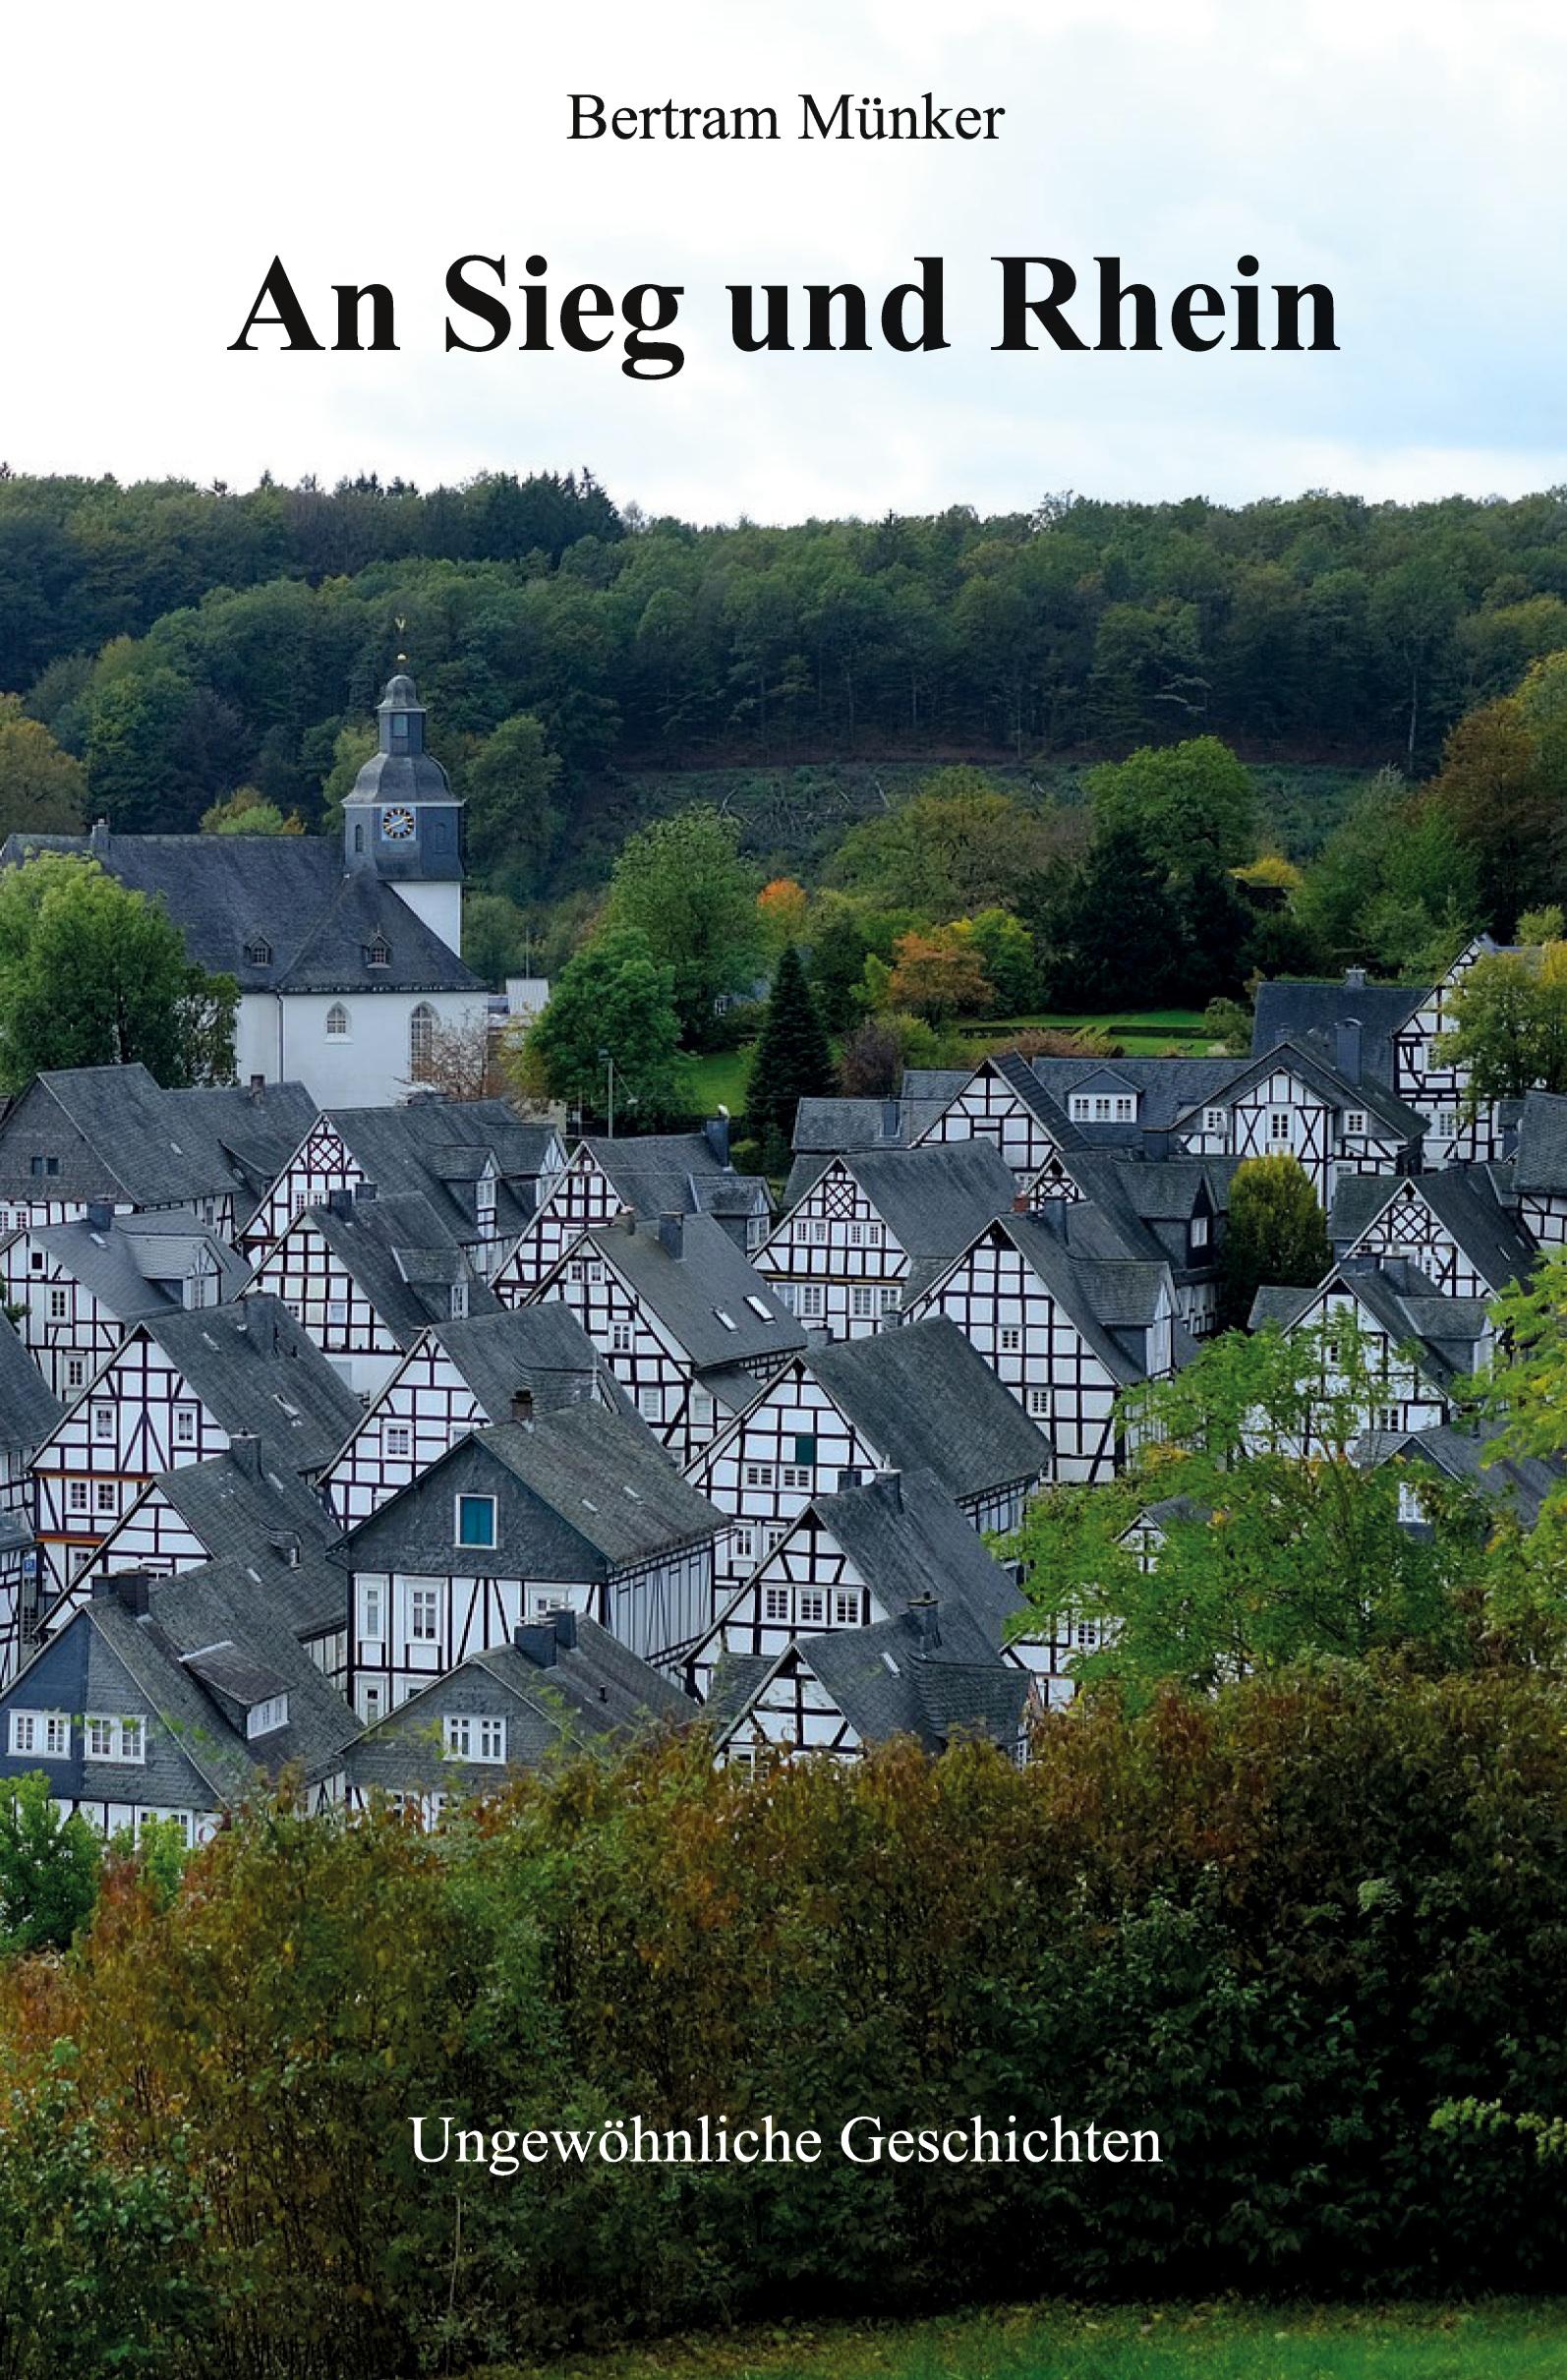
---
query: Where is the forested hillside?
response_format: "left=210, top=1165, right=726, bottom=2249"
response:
left=7, top=470, right=1567, bottom=871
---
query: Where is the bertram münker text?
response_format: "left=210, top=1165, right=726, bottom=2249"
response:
left=231, top=255, right=1336, bottom=380
left=410, top=2113, right=1163, bottom=2175
left=569, top=93, right=1006, bottom=141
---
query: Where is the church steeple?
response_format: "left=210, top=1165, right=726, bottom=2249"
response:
left=342, top=670, right=465, bottom=955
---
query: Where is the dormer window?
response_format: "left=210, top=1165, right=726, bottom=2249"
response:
left=365, top=935, right=392, bottom=969
left=1344, top=1109, right=1367, bottom=1137
left=246, top=1694, right=289, bottom=1740
left=1202, top=1107, right=1227, bottom=1133
left=244, top=936, right=273, bottom=966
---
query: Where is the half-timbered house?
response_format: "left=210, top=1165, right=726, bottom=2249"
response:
left=907, top=1050, right=1090, bottom=1194
left=243, top=1187, right=500, bottom=1398
left=1353, top=1420, right=1560, bottom=1534
left=236, top=1096, right=562, bottom=1278
left=65, top=1431, right=349, bottom=1679
left=536, top=1212, right=804, bottom=1466
left=1173, top=1038, right=1423, bottom=1205
left=1512, top=1091, right=1567, bottom=1248
left=30, top=1297, right=360, bottom=1601
left=321, top=1305, right=623, bottom=1529
left=340, top=1405, right=724, bottom=1717
left=1329, top=1167, right=1534, bottom=1301
left=759, top=1139, right=1016, bottom=1339
left=343, top=1607, right=696, bottom=1818
left=0, top=1561, right=358, bottom=1843
left=2, top=1205, right=251, bottom=1404
left=686, top=1314, right=1051, bottom=1585
left=685, top=1464, right=1055, bottom=1699
left=1037, top=1154, right=1235, bottom=1339
left=905, top=1211, right=1176, bottom=1480
left=1248, top=1256, right=1497, bottom=1451
left=0, top=1317, right=61, bottom=1688
left=705, top=1594, right=1031, bottom=1768
left=0, top=1065, right=314, bottom=1238
left=491, top=1123, right=772, bottom=1301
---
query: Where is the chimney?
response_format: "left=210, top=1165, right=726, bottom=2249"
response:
left=229, top=1432, right=261, bottom=1480
left=906, top=1591, right=940, bottom=1654
left=327, top=1187, right=355, bottom=1219
left=88, top=818, right=110, bottom=856
left=85, top=1199, right=114, bottom=1233
left=703, top=1112, right=731, bottom=1170
left=620, top=1207, right=636, bottom=1235
left=514, top=1619, right=558, bottom=1669
left=1335, top=1019, right=1364, bottom=1083
left=510, top=1386, right=535, bottom=1428
left=658, top=1212, right=685, bottom=1260
left=875, top=1469, right=903, bottom=1512
left=552, top=1606, right=578, bottom=1653
left=248, top=1074, right=266, bottom=1096
left=1012, top=1191, right=1030, bottom=1216
left=881, top=1098, right=901, bottom=1143
left=1344, top=965, right=1367, bottom=992
left=94, top=1568, right=152, bottom=1616
left=359, top=1180, right=377, bottom=1203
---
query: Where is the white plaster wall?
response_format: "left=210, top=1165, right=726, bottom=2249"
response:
left=236, top=991, right=486, bottom=1106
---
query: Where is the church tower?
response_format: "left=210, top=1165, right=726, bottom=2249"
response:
left=343, top=672, right=465, bottom=954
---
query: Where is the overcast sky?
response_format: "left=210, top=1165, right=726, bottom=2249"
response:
left=5, top=0, right=1565, bottom=520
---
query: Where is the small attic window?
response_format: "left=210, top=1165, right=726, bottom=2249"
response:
left=245, top=936, right=273, bottom=966
left=246, top=1694, right=289, bottom=1740
left=714, top=1307, right=737, bottom=1332
left=365, top=935, right=392, bottom=969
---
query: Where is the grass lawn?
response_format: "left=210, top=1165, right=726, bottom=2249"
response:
left=684, top=1051, right=754, bottom=1116
left=487, top=2300, right=1567, bottom=2380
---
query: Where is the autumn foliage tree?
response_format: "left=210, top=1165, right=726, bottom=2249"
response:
left=884, top=927, right=994, bottom=1023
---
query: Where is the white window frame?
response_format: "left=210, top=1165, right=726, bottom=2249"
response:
left=409, top=1585, right=440, bottom=1642
left=85, top=1714, right=145, bottom=1765
left=8, top=1709, right=69, bottom=1760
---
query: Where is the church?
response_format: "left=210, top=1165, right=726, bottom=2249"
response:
left=1, top=672, right=486, bottom=1108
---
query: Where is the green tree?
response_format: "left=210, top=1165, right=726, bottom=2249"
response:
left=462, top=711, right=562, bottom=890
left=604, top=807, right=761, bottom=1046
left=830, top=771, right=1061, bottom=915
left=1219, top=1152, right=1331, bottom=1330
left=0, top=694, right=87, bottom=841
left=1005, top=1317, right=1482, bottom=1705
left=508, top=926, right=685, bottom=1122
left=1436, top=944, right=1567, bottom=1104
left=319, top=723, right=375, bottom=837
left=0, top=1771, right=100, bottom=1952
left=1086, top=735, right=1255, bottom=871
left=745, top=944, right=836, bottom=1173
left=200, top=785, right=303, bottom=835
left=83, top=667, right=249, bottom=833
left=0, top=853, right=237, bottom=1089
left=463, top=890, right=534, bottom=988
left=1425, top=697, right=1557, bottom=935
left=1033, top=826, right=1184, bottom=1009
left=951, top=907, right=1036, bottom=1012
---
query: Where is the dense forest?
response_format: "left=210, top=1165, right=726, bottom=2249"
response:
left=8, top=469, right=1567, bottom=845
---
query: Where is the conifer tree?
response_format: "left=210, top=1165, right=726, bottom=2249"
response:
left=746, top=944, right=836, bottom=1173
left=1219, top=1152, right=1332, bottom=1330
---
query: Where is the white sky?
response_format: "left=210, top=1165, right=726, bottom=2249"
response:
left=4, top=0, right=1565, bottom=519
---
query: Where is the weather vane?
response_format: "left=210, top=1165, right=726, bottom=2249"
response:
left=394, top=612, right=408, bottom=667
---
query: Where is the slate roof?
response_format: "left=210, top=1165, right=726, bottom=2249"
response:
left=132, top=1299, right=362, bottom=1474
left=807, top=1316, right=1051, bottom=1495
left=1248, top=1259, right=1492, bottom=1386
left=583, top=1214, right=805, bottom=1371
left=32, top=1210, right=251, bottom=1320
left=85, top=1559, right=359, bottom=1798
left=584, top=1134, right=773, bottom=1231
left=121, top=1440, right=348, bottom=1640
left=310, top=1098, right=558, bottom=1241
left=422, top=1306, right=617, bottom=1422
left=1052, top=1153, right=1236, bottom=1274
left=160, top=1081, right=319, bottom=1200
left=346, top=1611, right=696, bottom=1794
left=1027, top=1054, right=1248, bottom=1141
left=779, top=1141, right=1016, bottom=1281
left=0, top=1311, right=61, bottom=1455
left=1252, top=975, right=1428, bottom=1085
left=1513, top=1092, right=1567, bottom=1195
left=0, top=1066, right=267, bottom=1209
left=1, top=832, right=482, bottom=995
left=1353, top=1421, right=1561, bottom=1531
left=943, top=1214, right=1173, bottom=1386
left=790, top=1095, right=950, bottom=1154
left=294, top=1190, right=499, bottom=1342
left=341, top=1405, right=724, bottom=1581
left=708, top=1600, right=1029, bottom=1756
left=1328, top=1168, right=1536, bottom=1296
left=1173, top=1036, right=1428, bottom=1144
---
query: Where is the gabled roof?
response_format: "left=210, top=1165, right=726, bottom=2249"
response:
left=1248, top=1259, right=1492, bottom=1386
left=83, top=1559, right=360, bottom=1797
left=581, top=1132, right=773, bottom=1228
left=120, top=1440, right=347, bottom=1640
left=341, top=1405, right=724, bottom=1581
left=0, top=1066, right=260, bottom=1208
left=767, top=1468, right=1026, bottom=1644
left=778, top=1140, right=1016, bottom=1269
left=161, top=1081, right=319, bottom=1198
left=807, top=1316, right=1051, bottom=1496
left=1051, top=1153, right=1237, bottom=1272
left=1, top=832, right=481, bottom=994
left=789, top=1093, right=954, bottom=1154
left=937, top=1214, right=1173, bottom=1386
left=1329, top=1168, right=1535, bottom=1296
left=1173, top=1036, right=1427, bottom=1143
left=289, top=1190, right=499, bottom=1343
left=420, top=1306, right=617, bottom=1422
left=708, top=1601, right=1029, bottom=1756
left=582, top=1214, right=804, bottom=1371
left=32, top=1210, right=250, bottom=1320
left=126, top=1298, right=362, bottom=1473
left=1353, top=1421, right=1560, bottom=1532
left=1022, top=1054, right=1252, bottom=1144
left=345, top=1611, right=695, bottom=1793
left=310, top=1097, right=558, bottom=1240
left=1252, top=974, right=1429, bottom=1084
left=0, top=1311, right=61, bottom=1455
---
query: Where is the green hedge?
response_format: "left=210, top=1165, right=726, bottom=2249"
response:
left=4, top=1663, right=1567, bottom=2376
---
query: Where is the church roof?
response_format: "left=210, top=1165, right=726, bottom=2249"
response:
left=0, top=831, right=481, bottom=995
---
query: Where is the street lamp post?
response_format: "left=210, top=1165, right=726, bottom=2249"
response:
left=599, top=1048, right=615, bottom=1137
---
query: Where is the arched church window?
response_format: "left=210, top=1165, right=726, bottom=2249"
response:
left=409, top=1003, right=436, bottom=1078
left=325, top=1004, right=351, bottom=1040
